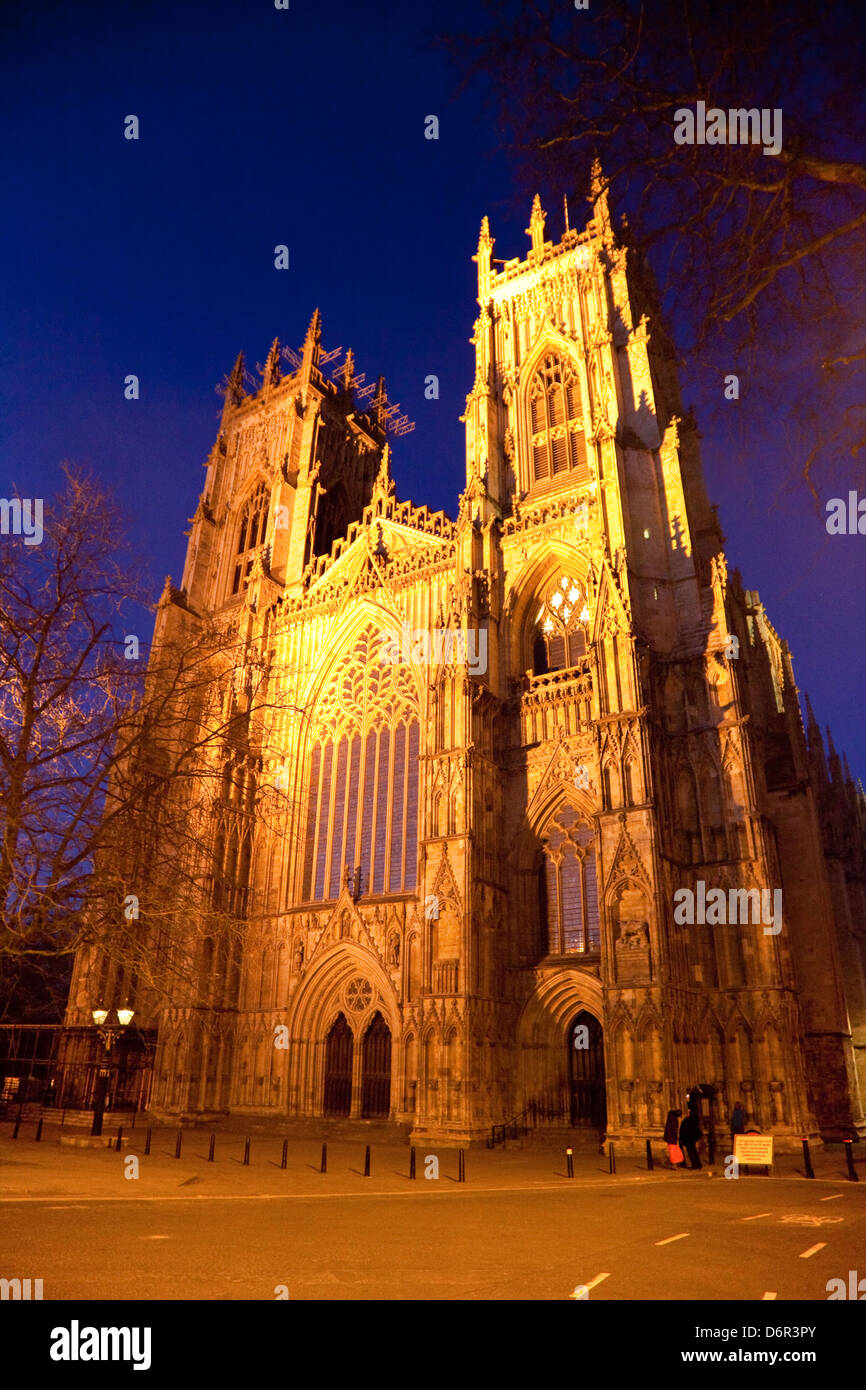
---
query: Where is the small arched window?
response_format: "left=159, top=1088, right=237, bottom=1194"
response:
left=528, top=354, right=589, bottom=488
left=232, top=483, right=270, bottom=595
left=533, top=574, right=590, bottom=674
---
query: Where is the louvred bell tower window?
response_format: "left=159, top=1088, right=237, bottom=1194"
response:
left=528, top=354, right=589, bottom=489
left=231, top=483, right=270, bottom=596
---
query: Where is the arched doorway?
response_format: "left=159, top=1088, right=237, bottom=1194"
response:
left=568, top=1011, right=606, bottom=1128
left=361, top=1012, right=392, bottom=1118
left=324, top=1014, right=353, bottom=1116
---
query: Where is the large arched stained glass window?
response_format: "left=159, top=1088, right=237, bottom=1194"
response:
left=299, top=627, right=421, bottom=903
left=231, top=483, right=270, bottom=595
left=541, top=806, right=600, bottom=954
left=528, top=354, right=590, bottom=488
left=302, top=721, right=419, bottom=900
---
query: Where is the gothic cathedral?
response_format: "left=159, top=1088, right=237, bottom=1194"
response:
left=65, top=171, right=866, bottom=1149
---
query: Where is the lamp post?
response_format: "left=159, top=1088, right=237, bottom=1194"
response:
left=90, top=1006, right=134, bottom=1136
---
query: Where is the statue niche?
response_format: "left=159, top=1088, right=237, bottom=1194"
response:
left=611, top=884, right=651, bottom=984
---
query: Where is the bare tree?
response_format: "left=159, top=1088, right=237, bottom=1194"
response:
left=449, top=0, right=866, bottom=493
left=0, top=465, right=303, bottom=1024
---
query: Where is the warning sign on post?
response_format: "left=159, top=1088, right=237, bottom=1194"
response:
left=734, top=1133, right=774, bottom=1166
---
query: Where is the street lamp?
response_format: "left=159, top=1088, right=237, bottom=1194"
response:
left=89, top=1006, right=135, bottom=1136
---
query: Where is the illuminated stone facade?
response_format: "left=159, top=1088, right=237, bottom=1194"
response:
left=65, top=170, right=866, bottom=1148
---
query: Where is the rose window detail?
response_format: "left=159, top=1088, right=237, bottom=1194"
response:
left=345, top=977, right=373, bottom=1012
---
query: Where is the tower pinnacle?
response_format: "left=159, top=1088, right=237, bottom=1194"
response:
left=473, top=216, right=495, bottom=302
left=526, top=194, right=546, bottom=257
left=302, top=309, right=322, bottom=373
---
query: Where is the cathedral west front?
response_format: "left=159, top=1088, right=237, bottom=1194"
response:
left=64, top=169, right=866, bottom=1150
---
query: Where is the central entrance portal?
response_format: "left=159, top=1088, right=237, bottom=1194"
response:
left=361, top=1012, right=392, bottom=1118
left=324, top=1014, right=353, bottom=1116
left=568, top=1010, right=606, bottom=1128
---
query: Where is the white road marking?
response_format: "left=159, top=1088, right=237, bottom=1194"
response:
left=741, top=1212, right=772, bottom=1221
left=655, top=1232, right=690, bottom=1246
left=820, top=1194, right=844, bottom=1202
left=762, top=1292, right=777, bottom=1300
left=799, top=1243, right=826, bottom=1259
left=570, top=1272, right=610, bottom=1300
left=780, top=1215, right=842, bottom=1226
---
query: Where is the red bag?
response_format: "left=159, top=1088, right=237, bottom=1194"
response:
left=667, top=1143, right=684, bottom=1165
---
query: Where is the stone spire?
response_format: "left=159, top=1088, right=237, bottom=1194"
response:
left=302, top=308, right=322, bottom=373
left=588, top=156, right=611, bottom=235
left=339, top=348, right=356, bottom=395
left=804, top=693, right=828, bottom=785
left=826, top=726, right=843, bottom=784
left=473, top=215, right=494, bottom=302
left=371, top=441, right=395, bottom=503
left=227, top=351, right=245, bottom=407
left=263, top=337, right=281, bottom=391
left=526, top=194, right=546, bottom=258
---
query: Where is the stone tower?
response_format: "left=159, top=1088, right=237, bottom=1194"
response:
left=63, top=171, right=866, bottom=1149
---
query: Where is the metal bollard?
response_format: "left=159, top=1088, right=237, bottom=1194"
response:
left=320, top=1142, right=327, bottom=1174
left=12, top=1105, right=23, bottom=1139
left=243, top=1137, right=250, bottom=1167
left=458, top=1150, right=465, bottom=1183
left=363, top=1144, right=371, bottom=1177
left=144, top=1127, right=152, bottom=1156
left=844, top=1139, right=859, bottom=1182
left=61, top=1109, right=66, bottom=1129
left=175, top=1129, right=182, bottom=1159
left=801, top=1137, right=815, bottom=1179
left=645, top=1139, right=653, bottom=1171
left=609, top=1143, right=616, bottom=1175
left=115, top=1126, right=123, bottom=1152
left=409, top=1147, right=416, bottom=1180
left=281, top=1139, right=288, bottom=1170
left=566, top=1147, right=574, bottom=1179
left=208, top=1133, right=215, bottom=1163
left=34, top=1115, right=44, bottom=1143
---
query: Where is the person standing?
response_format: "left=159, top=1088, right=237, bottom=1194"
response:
left=730, top=1102, right=746, bottom=1150
left=664, top=1108, right=684, bottom=1167
left=679, top=1109, right=703, bottom=1169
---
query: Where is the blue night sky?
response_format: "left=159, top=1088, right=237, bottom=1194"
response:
left=2, top=0, right=863, bottom=778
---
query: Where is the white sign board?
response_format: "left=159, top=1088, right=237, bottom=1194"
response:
left=734, top=1133, right=775, bottom=1167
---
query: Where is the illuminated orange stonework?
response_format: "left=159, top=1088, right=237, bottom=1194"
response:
left=65, top=175, right=866, bottom=1148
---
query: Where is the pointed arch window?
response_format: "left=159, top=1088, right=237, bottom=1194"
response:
left=231, top=483, right=270, bottom=595
left=533, top=574, right=590, bottom=674
left=540, top=806, right=600, bottom=954
left=302, top=720, right=419, bottom=902
left=528, top=354, right=589, bottom=488
left=300, top=629, right=420, bottom=904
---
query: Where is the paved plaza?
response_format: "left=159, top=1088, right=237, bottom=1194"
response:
left=1, top=1123, right=864, bottom=1301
